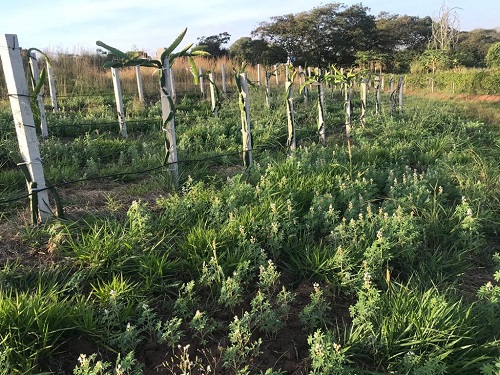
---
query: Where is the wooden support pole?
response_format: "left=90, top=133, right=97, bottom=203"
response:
left=257, top=63, right=261, bottom=86
left=28, top=53, right=49, bottom=138
left=209, top=72, right=218, bottom=117
left=274, top=64, right=279, bottom=86
left=285, top=80, right=296, bottom=150
left=375, top=76, right=381, bottom=115
left=238, top=73, right=252, bottom=167
left=340, top=68, right=344, bottom=96
left=345, top=82, right=351, bottom=138
left=46, top=62, right=59, bottom=112
left=299, top=66, right=308, bottom=103
left=135, top=65, right=145, bottom=103
left=111, top=67, right=127, bottom=136
left=170, top=66, right=177, bottom=102
left=298, top=66, right=304, bottom=86
left=265, top=71, right=271, bottom=108
left=360, top=78, right=367, bottom=127
left=221, top=63, right=227, bottom=95
left=161, top=56, right=179, bottom=186
left=1, top=34, right=52, bottom=222
left=318, top=82, right=326, bottom=144
left=199, top=67, right=205, bottom=97
left=398, top=75, right=404, bottom=114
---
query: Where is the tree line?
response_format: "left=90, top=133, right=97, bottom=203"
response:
left=197, top=2, right=500, bottom=73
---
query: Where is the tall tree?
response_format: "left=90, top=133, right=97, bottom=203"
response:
left=375, top=13, right=432, bottom=52
left=253, top=3, right=377, bottom=67
left=330, top=4, right=377, bottom=66
left=197, top=32, right=231, bottom=57
left=412, top=3, right=461, bottom=72
left=430, top=3, right=460, bottom=51
left=229, top=37, right=287, bottom=65
left=252, top=11, right=315, bottom=65
left=456, top=28, right=500, bottom=67
left=486, top=42, right=500, bottom=67
left=375, top=12, right=432, bottom=71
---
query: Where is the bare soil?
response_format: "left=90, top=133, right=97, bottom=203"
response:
left=406, top=90, right=500, bottom=103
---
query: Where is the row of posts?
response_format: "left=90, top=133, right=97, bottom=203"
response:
left=1, top=33, right=404, bottom=223
left=24, top=51, right=404, bottom=140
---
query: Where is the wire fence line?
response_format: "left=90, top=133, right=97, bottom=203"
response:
left=0, top=81, right=361, bottom=213
left=0, top=120, right=157, bottom=133
left=0, top=143, right=291, bottom=207
left=0, top=105, right=320, bottom=134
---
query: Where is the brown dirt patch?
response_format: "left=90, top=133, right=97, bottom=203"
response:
left=44, top=280, right=352, bottom=374
left=406, top=90, right=500, bottom=103
left=455, top=94, right=500, bottom=102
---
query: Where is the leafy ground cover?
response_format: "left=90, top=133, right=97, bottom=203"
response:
left=0, top=86, right=499, bottom=374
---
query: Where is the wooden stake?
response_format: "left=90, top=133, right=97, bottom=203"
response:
left=318, top=82, right=326, bottom=143
left=360, top=78, right=367, bottom=127
left=209, top=72, right=218, bottom=117
left=1, top=34, right=52, bottom=222
left=135, top=65, right=145, bottom=103
left=398, top=75, right=404, bottom=114
left=221, top=63, right=227, bottom=95
left=199, top=67, right=205, bottom=96
left=299, top=66, right=308, bottom=103
left=285, top=80, right=296, bottom=150
left=170, top=67, right=177, bottom=102
left=238, top=73, right=252, bottom=167
left=345, top=82, right=351, bottom=138
left=46, top=62, right=59, bottom=112
left=265, top=71, right=271, bottom=108
left=161, top=56, right=179, bottom=186
left=375, top=76, right=381, bottom=115
left=111, top=67, right=127, bottom=136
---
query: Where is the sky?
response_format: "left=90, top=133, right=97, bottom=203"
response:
left=1, top=0, right=499, bottom=56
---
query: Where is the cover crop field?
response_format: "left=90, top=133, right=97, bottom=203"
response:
left=0, top=67, right=499, bottom=374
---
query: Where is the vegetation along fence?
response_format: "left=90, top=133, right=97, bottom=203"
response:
left=1, top=30, right=500, bottom=375
left=0, top=33, right=407, bottom=223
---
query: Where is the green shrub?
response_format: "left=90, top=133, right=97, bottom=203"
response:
left=486, top=42, right=500, bottom=68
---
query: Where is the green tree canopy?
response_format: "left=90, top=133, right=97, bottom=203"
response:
left=375, top=12, right=432, bottom=52
left=456, top=29, right=500, bottom=67
left=197, top=32, right=231, bottom=57
left=374, top=12, right=432, bottom=71
left=486, top=42, right=500, bottom=67
left=229, top=37, right=286, bottom=65
left=252, top=2, right=377, bottom=67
